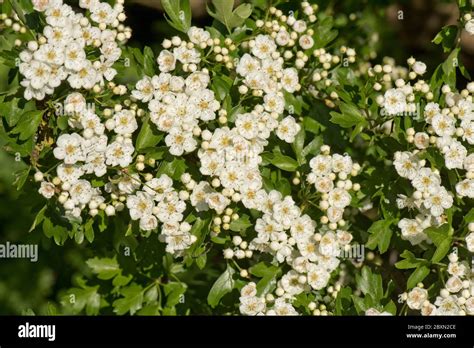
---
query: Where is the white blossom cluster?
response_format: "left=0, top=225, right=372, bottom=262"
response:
left=394, top=151, right=453, bottom=245
left=19, top=0, right=130, bottom=100
left=238, top=148, right=360, bottom=315
left=36, top=90, right=195, bottom=255
left=371, top=58, right=473, bottom=252
left=307, top=146, right=361, bottom=227
left=404, top=253, right=474, bottom=315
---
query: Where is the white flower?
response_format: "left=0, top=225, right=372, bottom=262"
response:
left=190, top=181, right=212, bottom=211
left=383, top=88, right=407, bottom=115
left=445, top=276, right=463, bottom=293
left=236, top=113, right=259, bottom=139
left=424, top=102, right=441, bottom=123
left=240, top=282, right=258, bottom=298
left=461, top=120, right=474, bottom=144
left=189, top=89, right=219, bottom=121
left=81, top=111, right=105, bottom=135
left=466, top=233, right=474, bottom=252
left=32, top=0, right=55, bottom=11
left=263, top=93, right=285, bottom=114
left=331, top=154, right=353, bottom=174
left=132, top=76, right=155, bottom=102
left=435, top=296, right=461, bottom=315
left=442, top=141, right=467, bottom=169
left=423, top=187, right=453, bottom=217
left=251, top=35, right=276, bottom=59
left=157, top=50, right=176, bottom=72
left=465, top=19, right=474, bottom=35
left=187, top=27, right=210, bottom=44
left=143, top=174, right=173, bottom=201
left=456, top=179, right=474, bottom=198
left=412, top=61, right=427, bottom=75
left=275, top=30, right=290, bottom=46
left=407, top=287, right=428, bottom=310
left=414, top=132, right=429, bottom=149
left=68, top=61, right=97, bottom=89
left=57, top=164, right=84, bottom=183
left=365, top=308, right=392, bottom=316
left=45, top=4, right=73, bottom=27
left=273, top=299, right=298, bottom=315
left=319, top=231, right=340, bottom=257
left=69, top=179, right=93, bottom=204
left=307, top=266, right=330, bottom=290
left=240, top=296, right=265, bottom=315
left=165, top=128, right=197, bottom=156
left=139, top=215, right=158, bottom=231
left=276, top=116, right=301, bottom=143
left=34, top=43, right=65, bottom=66
left=113, top=110, right=138, bottom=135
left=328, top=188, right=351, bottom=209
left=64, top=42, right=87, bottom=71
left=432, top=114, right=455, bottom=137
left=105, top=140, right=134, bottom=167
left=155, top=194, right=186, bottom=223
left=173, top=46, right=200, bottom=64
left=393, top=151, right=420, bottom=180
left=127, top=191, right=154, bottom=220
left=280, top=68, right=299, bottom=93
left=411, top=168, right=440, bottom=194
left=53, top=133, right=85, bottom=164
left=298, top=34, right=314, bottom=50
left=23, top=60, right=52, bottom=89
left=90, top=2, right=116, bottom=25
left=39, top=181, right=56, bottom=199
left=206, top=192, right=230, bottom=214
left=398, top=218, right=426, bottom=245
left=236, top=54, right=260, bottom=77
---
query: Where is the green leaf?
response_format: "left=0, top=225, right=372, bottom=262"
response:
left=264, top=152, right=298, bottom=172
left=86, top=257, right=120, bottom=280
left=212, top=75, right=233, bottom=101
left=164, top=282, right=187, bottom=307
left=302, top=136, right=323, bottom=158
left=465, top=209, right=474, bottom=224
left=207, top=264, right=235, bottom=308
left=207, top=0, right=252, bottom=33
left=395, top=250, right=422, bottom=269
left=366, top=219, right=394, bottom=254
left=425, top=224, right=450, bottom=247
left=0, top=97, right=33, bottom=127
left=229, top=214, right=252, bottom=232
left=249, top=262, right=281, bottom=296
left=432, top=25, right=458, bottom=53
left=11, top=110, right=44, bottom=141
left=113, top=284, right=144, bottom=315
left=407, top=266, right=430, bottom=289
left=84, top=218, right=94, bottom=243
left=431, top=237, right=452, bottom=263
left=161, top=0, right=192, bottom=33
left=356, top=266, right=383, bottom=302
left=330, top=103, right=367, bottom=129
left=61, top=279, right=105, bottom=315
left=135, top=116, right=163, bottom=151
left=42, top=217, right=68, bottom=245
left=156, top=158, right=187, bottom=180
left=292, top=128, right=306, bottom=165
left=142, top=46, right=155, bottom=76
left=335, top=287, right=353, bottom=315
left=28, top=204, right=47, bottom=233
left=313, top=16, right=338, bottom=48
